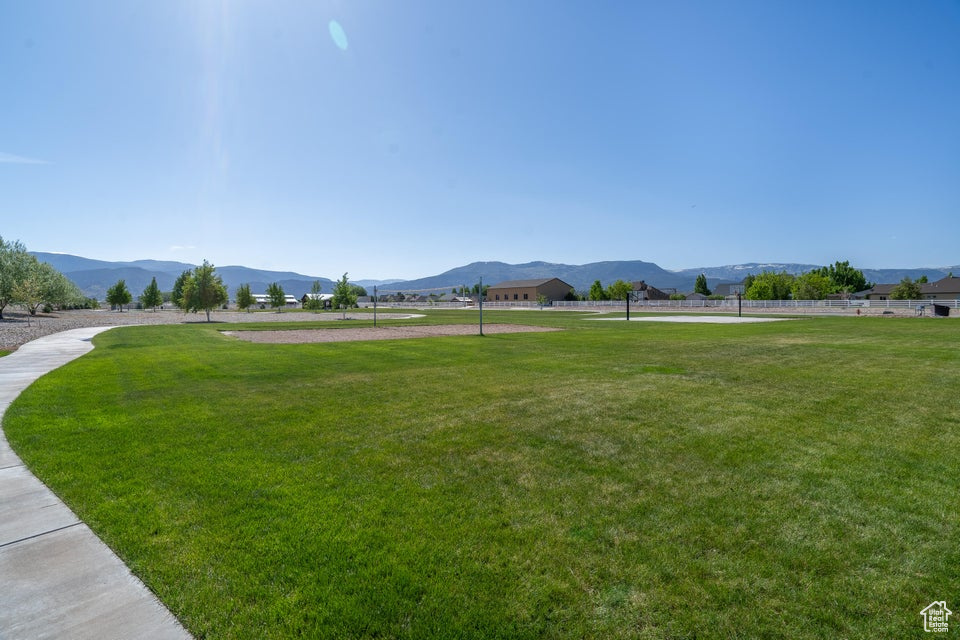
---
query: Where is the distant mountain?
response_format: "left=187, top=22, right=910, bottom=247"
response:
left=30, top=252, right=960, bottom=299
left=377, top=260, right=685, bottom=294
left=30, top=252, right=335, bottom=298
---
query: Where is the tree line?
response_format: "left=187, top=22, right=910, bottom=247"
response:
left=105, top=264, right=365, bottom=320
left=0, top=236, right=90, bottom=319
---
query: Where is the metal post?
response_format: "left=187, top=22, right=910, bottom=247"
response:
left=479, top=276, right=483, bottom=336
left=738, top=291, right=742, bottom=318
left=374, top=285, right=378, bottom=327
left=626, top=292, right=630, bottom=321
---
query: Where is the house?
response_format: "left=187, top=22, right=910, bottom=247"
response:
left=862, top=277, right=960, bottom=301
left=921, top=276, right=960, bottom=300
left=301, top=293, right=335, bottom=308
left=714, top=282, right=746, bottom=297
left=631, top=281, right=670, bottom=301
left=685, top=292, right=707, bottom=301
left=485, top=278, right=574, bottom=303
left=253, top=294, right=300, bottom=307
left=861, top=284, right=898, bottom=301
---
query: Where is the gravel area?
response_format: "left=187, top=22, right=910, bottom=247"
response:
left=0, top=309, right=421, bottom=351
left=222, top=323, right=561, bottom=343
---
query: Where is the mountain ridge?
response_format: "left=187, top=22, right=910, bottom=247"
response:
left=30, top=252, right=959, bottom=299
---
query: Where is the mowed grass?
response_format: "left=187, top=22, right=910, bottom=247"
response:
left=5, top=312, right=960, bottom=638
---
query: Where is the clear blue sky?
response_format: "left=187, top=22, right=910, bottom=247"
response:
left=2, top=1, right=958, bottom=279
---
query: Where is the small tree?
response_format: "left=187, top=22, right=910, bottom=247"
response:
left=171, top=270, right=191, bottom=310
left=588, top=280, right=608, bottom=301
left=236, top=283, right=255, bottom=313
left=890, top=277, right=922, bottom=300
left=304, top=280, right=324, bottom=311
left=606, top=279, right=632, bottom=301
left=106, top=279, right=132, bottom=312
left=266, top=282, right=286, bottom=313
left=694, top=273, right=711, bottom=296
left=181, top=260, right=228, bottom=322
left=140, top=277, right=163, bottom=311
left=332, top=272, right=358, bottom=311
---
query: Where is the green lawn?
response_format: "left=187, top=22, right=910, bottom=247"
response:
left=5, top=312, right=959, bottom=638
left=0, top=349, right=10, bottom=358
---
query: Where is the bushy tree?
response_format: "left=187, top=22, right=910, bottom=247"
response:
left=694, top=273, right=711, bottom=296
left=589, top=280, right=608, bottom=301
left=182, top=260, right=228, bottom=322
left=890, top=277, right=922, bottom=300
left=814, top=260, right=871, bottom=295
left=791, top=271, right=833, bottom=300
left=266, top=282, right=286, bottom=312
left=745, top=271, right=794, bottom=300
left=0, top=237, right=32, bottom=319
left=171, top=270, right=191, bottom=310
left=106, top=279, right=132, bottom=311
left=332, top=273, right=358, bottom=309
left=140, top=277, right=163, bottom=311
left=349, top=284, right=367, bottom=298
left=236, top=283, right=255, bottom=312
left=606, top=279, right=632, bottom=301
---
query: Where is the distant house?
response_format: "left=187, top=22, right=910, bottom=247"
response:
left=862, top=277, right=960, bottom=301
left=714, top=282, right=746, bottom=297
left=631, top=281, right=670, bottom=301
left=486, top=278, right=574, bottom=303
left=301, top=293, right=335, bottom=308
left=920, top=276, right=960, bottom=300
left=253, top=294, right=300, bottom=307
left=685, top=292, right=707, bottom=301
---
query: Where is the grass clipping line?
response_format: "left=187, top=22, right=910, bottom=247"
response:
left=221, top=323, right=562, bottom=343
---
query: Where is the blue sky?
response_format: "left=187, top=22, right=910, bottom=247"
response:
left=2, top=1, right=958, bottom=279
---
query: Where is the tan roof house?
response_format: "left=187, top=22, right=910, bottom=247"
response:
left=486, top=278, right=574, bottom=303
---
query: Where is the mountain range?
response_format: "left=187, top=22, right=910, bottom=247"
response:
left=30, top=252, right=959, bottom=299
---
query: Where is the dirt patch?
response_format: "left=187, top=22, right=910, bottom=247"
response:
left=222, top=324, right=561, bottom=343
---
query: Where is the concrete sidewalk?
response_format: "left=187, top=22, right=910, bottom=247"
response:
left=0, top=327, right=191, bottom=640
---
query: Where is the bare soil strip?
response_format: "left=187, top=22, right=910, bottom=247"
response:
left=222, top=324, right=561, bottom=343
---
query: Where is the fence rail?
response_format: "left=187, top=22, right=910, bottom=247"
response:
left=360, top=299, right=960, bottom=312
left=553, top=299, right=960, bottom=310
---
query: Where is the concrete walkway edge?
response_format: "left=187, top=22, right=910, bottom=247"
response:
left=0, top=327, right=192, bottom=640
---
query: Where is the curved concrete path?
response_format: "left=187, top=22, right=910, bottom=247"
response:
left=0, top=327, right=191, bottom=639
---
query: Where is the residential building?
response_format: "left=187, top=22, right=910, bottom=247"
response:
left=486, top=278, right=574, bottom=303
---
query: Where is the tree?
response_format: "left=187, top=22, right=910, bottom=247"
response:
left=537, top=294, right=548, bottom=309
left=814, top=260, right=870, bottom=295
left=106, top=279, right=132, bottom=312
left=606, top=279, right=632, bottom=301
left=140, top=277, right=163, bottom=311
left=181, top=260, right=228, bottom=322
left=171, top=270, right=191, bottom=310
left=791, top=271, right=832, bottom=300
left=303, top=280, right=324, bottom=311
left=236, top=283, right=255, bottom=312
left=745, top=271, right=794, bottom=300
left=266, top=282, right=286, bottom=312
left=349, top=284, right=367, bottom=298
left=332, top=273, right=358, bottom=310
left=890, top=277, right=922, bottom=300
left=694, top=273, right=711, bottom=296
left=917, top=275, right=929, bottom=284
left=0, top=237, right=32, bottom=319
left=588, top=280, right=609, bottom=301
